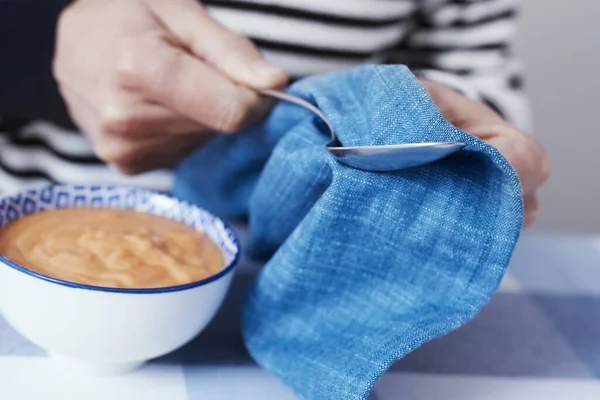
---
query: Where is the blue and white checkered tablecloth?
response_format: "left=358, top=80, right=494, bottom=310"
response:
left=2, top=229, right=600, bottom=399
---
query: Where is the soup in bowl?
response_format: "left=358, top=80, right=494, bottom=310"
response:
left=0, top=185, right=239, bottom=375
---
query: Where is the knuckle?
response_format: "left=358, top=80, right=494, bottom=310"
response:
left=93, top=145, right=114, bottom=164
left=99, top=106, right=141, bottom=138
left=95, top=144, right=137, bottom=173
left=114, top=39, right=144, bottom=89
left=112, top=163, right=143, bottom=176
left=111, top=153, right=137, bottom=171
left=93, top=141, right=117, bottom=163
left=116, top=37, right=179, bottom=93
left=114, top=65, right=137, bottom=91
left=153, top=51, right=184, bottom=98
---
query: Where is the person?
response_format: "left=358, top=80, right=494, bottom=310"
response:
left=1, top=0, right=548, bottom=226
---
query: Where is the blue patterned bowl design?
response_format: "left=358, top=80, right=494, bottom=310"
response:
left=0, top=185, right=239, bottom=293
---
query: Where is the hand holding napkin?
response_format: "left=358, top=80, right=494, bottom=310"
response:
left=174, top=65, right=523, bottom=400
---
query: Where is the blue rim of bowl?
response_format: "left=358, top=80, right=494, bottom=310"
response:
left=0, top=185, right=240, bottom=294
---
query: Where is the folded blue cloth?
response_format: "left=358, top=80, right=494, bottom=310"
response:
left=173, top=65, right=523, bottom=400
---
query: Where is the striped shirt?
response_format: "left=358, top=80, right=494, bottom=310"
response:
left=0, top=0, right=530, bottom=194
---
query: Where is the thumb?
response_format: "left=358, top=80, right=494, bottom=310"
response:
left=418, top=78, right=505, bottom=130
left=146, top=0, right=288, bottom=89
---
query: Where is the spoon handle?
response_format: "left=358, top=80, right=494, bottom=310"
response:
left=259, top=89, right=336, bottom=142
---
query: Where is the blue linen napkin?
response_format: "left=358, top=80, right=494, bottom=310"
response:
left=173, top=65, right=523, bottom=400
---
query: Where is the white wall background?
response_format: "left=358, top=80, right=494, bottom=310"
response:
left=515, top=0, right=600, bottom=232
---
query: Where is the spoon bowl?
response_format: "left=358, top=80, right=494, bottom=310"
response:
left=327, top=142, right=465, bottom=172
left=260, top=89, right=465, bottom=172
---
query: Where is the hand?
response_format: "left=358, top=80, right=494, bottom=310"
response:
left=419, top=79, right=550, bottom=227
left=53, top=0, right=287, bottom=174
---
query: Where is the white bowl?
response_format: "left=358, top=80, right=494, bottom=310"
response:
left=0, top=185, right=239, bottom=375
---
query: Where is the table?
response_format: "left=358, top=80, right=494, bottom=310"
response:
left=2, top=231, right=600, bottom=399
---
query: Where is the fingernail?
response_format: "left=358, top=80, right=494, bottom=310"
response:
left=251, top=59, right=284, bottom=79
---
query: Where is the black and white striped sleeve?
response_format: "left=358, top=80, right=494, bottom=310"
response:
left=389, top=0, right=532, bottom=132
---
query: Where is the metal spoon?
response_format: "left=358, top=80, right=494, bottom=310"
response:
left=260, top=89, right=465, bottom=172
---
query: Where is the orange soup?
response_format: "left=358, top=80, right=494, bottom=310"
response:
left=0, top=208, right=225, bottom=289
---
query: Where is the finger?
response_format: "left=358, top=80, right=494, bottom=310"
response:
left=97, top=97, right=208, bottom=138
left=418, top=78, right=505, bottom=129
left=95, top=125, right=211, bottom=171
left=116, top=38, right=273, bottom=133
left=59, top=87, right=136, bottom=165
left=92, top=127, right=210, bottom=173
left=419, top=78, right=549, bottom=222
left=109, top=133, right=212, bottom=175
left=63, top=84, right=209, bottom=139
left=474, top=125, right=550, bottom=195
left=145, top=0, right=287, bottom=89
left=523, top=192, right=540, bottom=228
left=61, top=86, right=212, bottom=170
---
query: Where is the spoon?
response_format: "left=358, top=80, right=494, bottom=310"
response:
left=259, top=89, right=465, bottom=172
